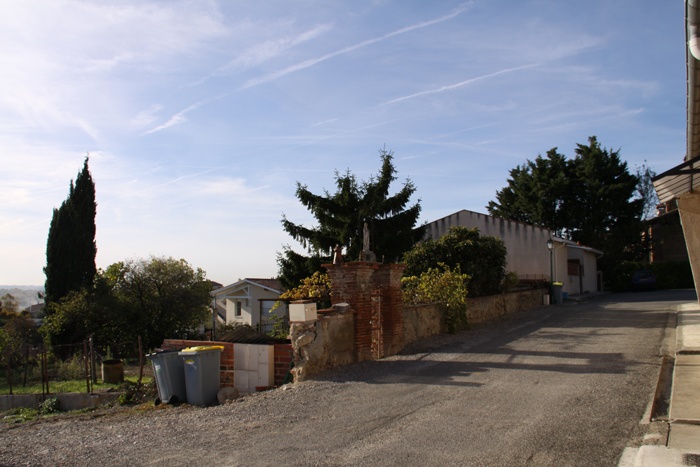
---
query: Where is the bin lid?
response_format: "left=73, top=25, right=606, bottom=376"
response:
left=146, top=348, right=182, bottom=358
left=179, top=345, right=224, bottom=353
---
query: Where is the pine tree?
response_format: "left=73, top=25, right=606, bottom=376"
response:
left=44, top=157, right=97, bottom=306
left=568, top=137, right=642, bottom=250
left=278, top=149, right=425, bottom=289
left=487, top=136, right=644, bottom=271
left=487, top=148, right=571, bottom=236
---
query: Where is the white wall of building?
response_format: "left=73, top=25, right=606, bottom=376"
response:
left=425, top=210, right=602, bottom=294
left=426, top=210, right=552, bottom=281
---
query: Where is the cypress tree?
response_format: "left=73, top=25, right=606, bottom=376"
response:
left=44, top=157, right=97, bottom=306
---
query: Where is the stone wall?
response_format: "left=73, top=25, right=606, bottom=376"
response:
left=290, top=263, right=547, bottom=382
left=402, top=303, right=444, bottom=346
left=403, top=289, right=547, bottom=339
left=466, top=288, right=547, bottom=326
left=289, top=308, right=355, bottom=381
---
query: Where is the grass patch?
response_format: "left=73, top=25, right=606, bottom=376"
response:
left=1, top=397, right=62, bottom=424
left=2, top=407, right=40, bottom=423
left=0, top=375, right=153, bottom=395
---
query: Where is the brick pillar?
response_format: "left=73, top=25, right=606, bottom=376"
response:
left=376, top=263, right=406, bottom=357
left=324, top=261, right=405, bottom=361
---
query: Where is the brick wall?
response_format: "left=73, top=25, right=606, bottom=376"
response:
left=161, top=339, right=294, bottom=390
left=274, top=343, right=293, bottom=386
left=376, top=264, right=406, bottom=357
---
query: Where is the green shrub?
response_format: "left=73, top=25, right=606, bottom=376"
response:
left=39, top=397, right=61, bottom=414
left=402, top=263, right=470, bottom=333
left=403, top=227, right=506, bottom=297
left=267, top=315, right=289, bottom=340
left=501, top=272, right=519, bottom=292
left=275, top=271, right=331, bottom=310
left=55, top=355, right=85, bottom=381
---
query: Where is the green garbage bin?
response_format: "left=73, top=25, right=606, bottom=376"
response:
left=147, top=349, right=187, bottom=405
left=178, top=346, right=223, bottom=406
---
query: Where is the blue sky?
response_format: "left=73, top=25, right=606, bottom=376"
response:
left=0, top=0, right=686, bottom=286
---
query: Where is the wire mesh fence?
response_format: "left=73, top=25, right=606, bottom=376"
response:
left=0, top=337, right=152, bottom=396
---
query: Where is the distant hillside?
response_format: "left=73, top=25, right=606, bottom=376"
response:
left=0, top=286, right=44, bottom=310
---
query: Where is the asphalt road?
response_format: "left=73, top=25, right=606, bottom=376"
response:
left=1, top=289, right=694, bottom=466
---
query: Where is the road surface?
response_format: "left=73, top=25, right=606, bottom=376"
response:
left=1, top=289, right=693, bottom=466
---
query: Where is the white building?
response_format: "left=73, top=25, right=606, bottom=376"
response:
left=211, top=278, right=285, bottom=332
left=424, top=209, right=602, bottom=296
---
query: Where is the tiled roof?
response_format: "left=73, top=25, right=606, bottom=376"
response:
left=217, top=325, right=289, bottom=344
left=245, top=278, right=282, bottom=292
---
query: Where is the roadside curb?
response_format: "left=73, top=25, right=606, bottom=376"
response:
left=622, top=301, right=700, bottom=466
left=677, top=303, right=700, bottom=354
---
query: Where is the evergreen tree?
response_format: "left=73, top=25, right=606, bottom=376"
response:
left=487, top=149, right=571, bottom=236
left=567, top=137, right=642, bottom=252
left=279, top=149, right=425, bottom=289
left=634, top=163, right=659, bottom=221
left=44, top=157, right=97, bottom=306
left=487, top=136, right=644, bottom=274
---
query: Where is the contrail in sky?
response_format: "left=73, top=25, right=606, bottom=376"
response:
left=383, top=63, right=542, bottom=105
left=146, top=3, right=473, bottom=135
left=240, top=2, right=473, bottom=90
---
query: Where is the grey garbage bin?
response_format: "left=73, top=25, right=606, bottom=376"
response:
left=178, top=346, right=223, bottom=406
left=552, top=282, right=563, bottom=304
left=147, top=349, right=187, bottom=405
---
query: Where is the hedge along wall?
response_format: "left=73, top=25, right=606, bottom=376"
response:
left=160, top=339, right=294, bottom=389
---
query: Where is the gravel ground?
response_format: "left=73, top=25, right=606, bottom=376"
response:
left=0, top=306, right=556, bottom=467
left=1, top=300, right=660, bottom=467
left=0, top=379, right=340, bottom=466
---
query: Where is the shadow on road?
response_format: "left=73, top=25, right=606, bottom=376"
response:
left=311, top=289, right=696, bottom=388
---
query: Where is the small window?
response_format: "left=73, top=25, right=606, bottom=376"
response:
left=235, top=301, right=242, bottom=317
left=567, top=260, right=581, bottom=276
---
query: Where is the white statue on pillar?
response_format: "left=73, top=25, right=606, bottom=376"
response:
left=360, top=222, right=376, bottom=262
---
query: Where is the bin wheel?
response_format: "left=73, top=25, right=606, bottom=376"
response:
left=154, top=397, right=162, bottom=406
left=168, top=395, right=180, bottom=406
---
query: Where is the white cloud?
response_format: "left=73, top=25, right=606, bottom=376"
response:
left=0, top=1, right=228, bottom=139
left=131, top=104, right=163, bottom=128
